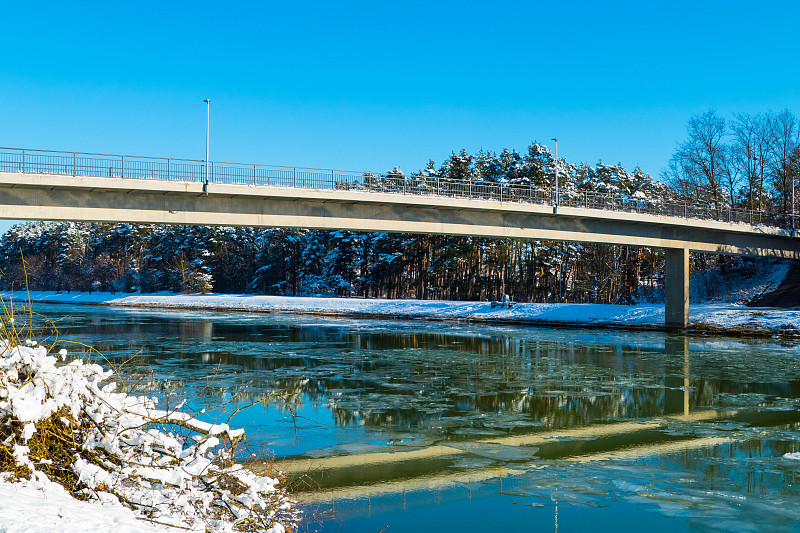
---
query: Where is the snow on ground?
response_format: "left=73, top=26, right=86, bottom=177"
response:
left=2, top=290, right=799, bottom=333
left=690, top=258, right=791, bottom=304
left=0, top=340, right=295, bottom=533
left=0, top=477, right=173, bottom=533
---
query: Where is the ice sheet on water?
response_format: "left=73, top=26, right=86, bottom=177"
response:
left=716, top=392, right=769, bottom=407
left=303, top=441, right=395, bottom=458
left=451, top=427, right=505, bottom=437
left=544, top=435, right=596, bottom=442
left=509, top=452, right=800, bottom=530
left=486, top=413, right=544, bottom=429
left=385, top=436, right=437, bottom=447
left=449, top=457, right=497, bottom=470
left=446, top=441, right=539, bottom=462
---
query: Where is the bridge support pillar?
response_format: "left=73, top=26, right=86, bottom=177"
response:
left=665, top=247, right=689, bottom=330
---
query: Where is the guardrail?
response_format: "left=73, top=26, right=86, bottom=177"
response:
left=0, top=147, right=795, bottom=231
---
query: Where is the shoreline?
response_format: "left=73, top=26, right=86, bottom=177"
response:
left=2, top=290, right=799, bottom=337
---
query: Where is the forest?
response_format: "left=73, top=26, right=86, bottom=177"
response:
left=1, top=110, right=797, bottom=304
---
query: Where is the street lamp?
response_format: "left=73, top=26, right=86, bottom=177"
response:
left=751, top=154, right=761, bottom=224
left=204, top=99, right=210, bottom=194
left=792, top=176, right=795, bottom=237
left=551, top=138, right=559, bottom=213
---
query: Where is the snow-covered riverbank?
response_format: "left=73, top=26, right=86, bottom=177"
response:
left=3, top=291, right=799, bottom=334
left=0, top=338, right=296, bottom=533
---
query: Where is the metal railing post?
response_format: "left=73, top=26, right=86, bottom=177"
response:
left=21, top=149, right=25, bottom=173
left=73, top=152, right=76, bottom=177
left=121, top=155, right=125, bottom=178
left=254, top=164, right=257, bottom=185
left=167, top=158, right=171, bottom=180
left=293, top=167, right=297, bottom=187
left=211, top=161, right=214, bottom=183
left=331, top=169, right=335, bottom=189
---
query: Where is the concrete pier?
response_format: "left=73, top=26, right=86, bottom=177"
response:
left=665, top=248, right=690, bottom=329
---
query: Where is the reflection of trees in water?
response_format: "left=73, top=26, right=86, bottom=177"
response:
left=652, top=437, right=800, bottom=499
left=49, top=313, right=800, bottom=436
left=111, top=350, right=748, bottom=434
left=174, top=345, right=703, bottom=433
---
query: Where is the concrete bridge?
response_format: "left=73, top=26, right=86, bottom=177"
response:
left=1, top=147, right=798, bottom=329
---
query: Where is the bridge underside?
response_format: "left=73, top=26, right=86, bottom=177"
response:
left=1, top=173, right=799, bottom=329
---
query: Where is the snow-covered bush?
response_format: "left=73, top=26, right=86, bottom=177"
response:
left=0, top=329, right=297, bottom=532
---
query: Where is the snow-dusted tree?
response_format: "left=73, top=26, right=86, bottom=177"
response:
left=439, top=149, right=475, bottom=181
left=521, top=142, right=555, bottom=189
left=249, top=229, right=304, bottom=295
left=320, top=231, right=363, bottom=296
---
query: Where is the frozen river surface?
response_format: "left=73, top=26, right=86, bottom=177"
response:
left=33, top=303, right=800, bottom=532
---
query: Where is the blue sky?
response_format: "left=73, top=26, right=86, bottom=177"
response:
left=2, top=1, right=799, bottom=233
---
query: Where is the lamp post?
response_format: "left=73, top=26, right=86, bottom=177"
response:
left=792, top=176, right=795, bottom=237
left=750, top=154, right=757, bottom=224
left=204, top=99, right=210, bottom=194
left=551, top=138, right=559, bottom=213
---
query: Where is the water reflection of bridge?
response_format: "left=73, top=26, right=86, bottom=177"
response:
left=57, top=308, right=798, bottom=517
left=246, top=335, right=800, bottom=513
left=266, top=404, right=800, bottom=514
left=275, top=435, right=735, bottom=510
left=46, top=306, right=800, bottom=526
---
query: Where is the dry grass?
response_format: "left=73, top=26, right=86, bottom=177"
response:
left=0, top=293, right=298, bottom=531
left=0, top=408, right=82, bottom=488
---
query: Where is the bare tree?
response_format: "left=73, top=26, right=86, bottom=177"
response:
left=721, top=143, right=741, bottom=208
left=753, top=113, right=777, bottom=211
left=730, top=112, right=780, bottom=211
left=730, top=113, right=761, bottom=210
left=664, top=110, right=727, bottom=209
left=769, top=109, right=799, bottom=214
left=789, top=145, right=800, bottom=226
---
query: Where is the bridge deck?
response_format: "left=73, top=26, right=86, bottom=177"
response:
left=1, top=170, right=798, bottom=329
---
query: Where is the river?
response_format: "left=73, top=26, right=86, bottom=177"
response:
left=29, top=303, right=800, bottom=532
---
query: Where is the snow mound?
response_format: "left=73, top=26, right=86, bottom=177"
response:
left=690, top=258, right=790, bottom=304
left=0, top=338, right=297, bottom=532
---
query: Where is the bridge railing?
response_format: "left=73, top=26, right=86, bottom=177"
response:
left=0, top=147, right=795, bottom=231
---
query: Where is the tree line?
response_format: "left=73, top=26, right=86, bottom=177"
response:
left=1, top=112, right=797, bottom=303
left=0, top=222, right=662, bottom=304
left=664, top=109, right=800, bottom=215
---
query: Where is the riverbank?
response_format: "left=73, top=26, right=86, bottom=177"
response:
left=2, top=291, right=799, bottom=335
left=0, top=336, right=296, bottom=533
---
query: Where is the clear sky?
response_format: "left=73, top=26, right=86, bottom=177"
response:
left=2, top=0, right=799, bottom=234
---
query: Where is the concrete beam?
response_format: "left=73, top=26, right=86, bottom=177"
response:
left=1, top=175, right=799, bottom=259
left=665, top=248, right=690, bottom=329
